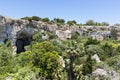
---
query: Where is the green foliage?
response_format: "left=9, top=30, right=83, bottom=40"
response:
left=42, top=17, right=50, bottom=22
left=67, top=20, right=77, bottom=26
left=85, top=38, right=100, bottom=46
left=0, top=41, right=62, bottom=79
left=47, top=32, right=58, bottom=40
left=31, top=41, right=61, bottom=79
left=4, top=39, right=11, bottom=47
left=71, top=32, right=79, bottom=40
left=86, top=20, right=95, bottom=26
left=116, top=45, right=120, bottom=53
left=101, top=22, right=109, bottom=26
left=32, top=31, right=44, bottom=43
left=107, top=55, right=120, bottom=71
left=9, top=67, right=38, bottom=80
left=53, top=18, right=65, bottom=24
left=0, top=46, right=14, bottom=79
left=21, top=16, right=41, bottom=21
left=114, top=23, right=120, bottom=26
left=85, top=45, right=107, bottom=60
left=1, top=28, right=120, bottom=79
left=21, top=16, right=32, bottom=21
left=85, top=20, right=109, bottom=26
left=31, top=16, right=41, bottom=21
left=102, top=43, right=115, bottom=57
left=82, top=55, right=93, bottom=75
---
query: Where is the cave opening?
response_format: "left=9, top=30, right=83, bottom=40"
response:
left=15, top=31, right=32, bottom=54
left=16, top=37, right=32, bottom=53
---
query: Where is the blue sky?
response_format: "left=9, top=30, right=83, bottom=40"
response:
left=0, top=0, right=120, bottom=25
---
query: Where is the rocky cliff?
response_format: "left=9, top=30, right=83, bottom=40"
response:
left=0, top=15, right=34, bottom=45
left=0, top=15, right=76, bottom=45
left=0, top=15, right=74, bottom=53
left=0, top=15, right=43, bottom=53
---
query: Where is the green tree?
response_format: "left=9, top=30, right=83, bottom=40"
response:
left=67, top=20, right=77, bottom=26
left=53, top=18, right=65, bottom=24
left=32, top=41, right=61, bottom=80
left=86, top=20, right=95, bottom=26
left=114, top=23, right=120, bottom=26
left=65, top=40, right=81, bottom=80
left=42, top=17, right=50, bottom=22
left=21, top=16, right=41, bottom=21
left=21, top=16, right=32, bottom=21
left=31, top=16, right=41, bottom=21
left=94, top=22, right=101, bottom=26
left=101, top=22, right=109, bottom=26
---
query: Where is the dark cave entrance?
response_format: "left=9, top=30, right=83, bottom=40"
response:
left=15, top=31, right=32, bottom=54
left=16, top=37, right=31, bottom=53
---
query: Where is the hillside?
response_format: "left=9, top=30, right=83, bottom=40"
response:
left=0, top=15, right=120, bottom=80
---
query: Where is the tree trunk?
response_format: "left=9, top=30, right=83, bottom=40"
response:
left=68, top=56, right=74, bottom=80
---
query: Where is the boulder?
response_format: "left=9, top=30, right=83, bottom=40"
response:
left=92, top=68, right=120, bottom=80
left=92, top=68, right=107, bottom=77
left=92, top=54, right=101, bottom=63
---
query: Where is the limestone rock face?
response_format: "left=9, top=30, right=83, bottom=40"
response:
left=0, top=15, right=40, bottom=53
left=0, top=16, right=8, bottom=44
left=92, top=68, right=120, bottom=80
left=0, top=15, right=73, bottom=53
left=56, top=30, right=71, bottom=40
left=110, top=26, right=120, bottom=40
left=0, top=15, right=35, bottom=46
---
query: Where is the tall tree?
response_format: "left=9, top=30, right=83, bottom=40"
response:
left=66, top=40, right=81, bottom=80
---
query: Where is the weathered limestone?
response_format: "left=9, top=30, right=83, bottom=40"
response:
left=92, top=54, right=101, bottom=63
left=56, top=29, right=71, bottom=40
left=92, top=68, right=107, bottom=77
left=0, top=15, right=36, bottom=53
left=59, top=56, right=65, bottom=67
left=92, top=68, right=120, bottom=80
left=111, top=26, right=120, bottom=40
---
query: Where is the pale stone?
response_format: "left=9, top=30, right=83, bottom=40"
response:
left=59, top=56, right=65, bottom=67
left=92, top=54, right=101, bottom=63
left=92, top=68, right=107, bottom=77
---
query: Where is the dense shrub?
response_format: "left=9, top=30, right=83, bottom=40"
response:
left=85, top=38, right=100, bottom=46
left=82, top=55, right=93, bottom=75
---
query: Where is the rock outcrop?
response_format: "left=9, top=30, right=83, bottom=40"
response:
left=0, top=15, right=73, bottom=53
left=110, top=26, right=120, bottom=40
left=92, top=54, right=101, bottom=63
left=0, top=15, right=39, bottom=53
left=92, top=68, right=120, bottom=80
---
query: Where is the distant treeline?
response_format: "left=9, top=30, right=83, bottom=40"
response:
left=21, top=16, right=120, bottom=26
